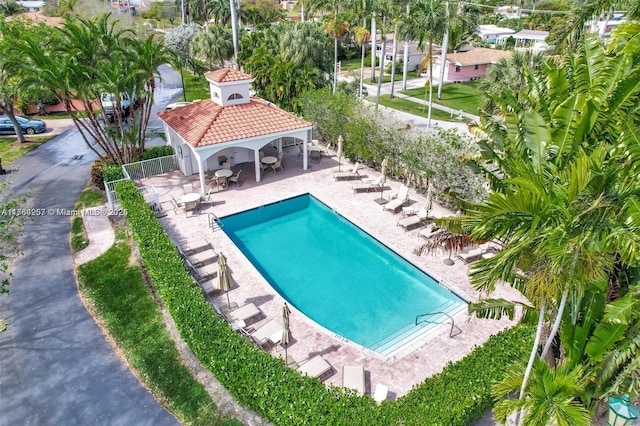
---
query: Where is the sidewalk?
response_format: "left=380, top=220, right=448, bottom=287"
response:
left=73, top=204, right=116, bottom=266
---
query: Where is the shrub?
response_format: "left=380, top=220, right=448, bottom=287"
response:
left=116, top=180, right=533, bottom=425
left=102, top=164, right=125, bottom=183
left=90, top=160, right=108, bottom=190
left=142, top=145, right=174, bottom=160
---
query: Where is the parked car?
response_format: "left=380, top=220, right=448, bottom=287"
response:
left=0, top=115, right=47, bottom=135
left=165, top=101, right=192, bottom=110
left=101, top=92, right=138, bottom=123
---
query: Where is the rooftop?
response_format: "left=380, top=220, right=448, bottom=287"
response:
left=157, top=98, right=312, bottom=147
left=444, top=47, right=511, bottom=66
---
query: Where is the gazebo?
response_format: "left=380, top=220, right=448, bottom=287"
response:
left=157, top=68, right=314, bottom=193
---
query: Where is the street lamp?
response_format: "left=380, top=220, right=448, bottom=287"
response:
left=608, top=394, right=639, bottom=426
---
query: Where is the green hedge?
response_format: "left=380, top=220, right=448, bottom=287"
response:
left=116, top=180, right=533, bottom=425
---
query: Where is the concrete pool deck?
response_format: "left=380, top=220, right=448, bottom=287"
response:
left=141, top=143, right=525, bottom=399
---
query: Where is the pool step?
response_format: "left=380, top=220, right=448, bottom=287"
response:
left=369, top=301, right=467, bottom=357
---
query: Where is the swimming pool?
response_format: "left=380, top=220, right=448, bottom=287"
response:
left=220, top=194, right=466, bottom=354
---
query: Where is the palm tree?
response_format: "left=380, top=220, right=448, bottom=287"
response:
left=323, top=13, right=349, bottom=93
left=478, top=49, right=544, bottom=115
left=17, top=14, right=171, bottom=165
left=463, top=30, right=640, bottom=422
left=190, top=26, right=234, bottom=69
left=492, top=359, right=592, bottom=426
left=398, top=0, right=445, bottom=129
left=353, top=26, right=370, bottom=99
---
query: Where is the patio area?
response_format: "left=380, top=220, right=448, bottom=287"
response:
left=140, top=142, right=524, bottom=399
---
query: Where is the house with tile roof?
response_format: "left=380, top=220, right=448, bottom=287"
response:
left=498, top=29, right=549, bottom=51
left=157, top=68, right=313, bottom=191
left=426, top=47, right=511, bottom=83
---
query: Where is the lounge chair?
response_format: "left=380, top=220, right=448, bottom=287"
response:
left=342, top=365, right=365, bottom=395
left=227, top=303, right=262, bottom=323
left=383, top=184, right=409, bottom=213
left=187, top=248, right=217, bottom=267
left=418, top=225, right=443, bottom=240
left=374, top=384, right=388, bottom=403
left=456, top=247, right=485, bottom=264
left=248, top=318, right=283, bottom=347
left=397, top=206, right=431, bottom=231
left=352, top=175, right=383, bottom=193
left=334, top=162, right=361, bottom=181
left=297, top=355, right=333, bottom=379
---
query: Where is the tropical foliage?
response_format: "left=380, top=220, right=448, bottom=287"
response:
left=12, top=14, right=171, bottom=165
left=462, top=26, right=640, bottom=423
left=300, top=88, right=487, bottom=204
left=240, top=21, right=332, bottom=112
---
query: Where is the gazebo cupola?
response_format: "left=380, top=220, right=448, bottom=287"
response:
left=204, top=68, right=254, bottom=107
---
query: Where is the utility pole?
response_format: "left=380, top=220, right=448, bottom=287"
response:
left=229, top=0, right=240, bottom=69
left=181, top=0, right=185, bottom=25
left=437, top=0, right=450, bottom=100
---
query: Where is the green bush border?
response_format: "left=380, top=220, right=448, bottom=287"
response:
left=116, top=180, right=533, bottom=425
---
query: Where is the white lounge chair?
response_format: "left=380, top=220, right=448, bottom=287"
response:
left=352, top=175, right=383, bottom=193
left=383, top=185, right=409, bottom=213
left=456, top=247, right=485, bottom=264
left=342, top=365, right=365, bottom=395
left=227, top=303, right=262, bottom=323
left=418, top=225, right=443, bottom=240
left=334, top=162, right=361, bottom=181
left=249, top=318, right=283, bottom=347
left=297, top=355, right=333, bottom=379
left=374, top=384, right=388, bottom=403
left=397, top=206, right=431, bottom=231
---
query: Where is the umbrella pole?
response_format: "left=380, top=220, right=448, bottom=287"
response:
left=284, top=343, right=288, bottom=364
left=226, top=289, right=230, bottom=308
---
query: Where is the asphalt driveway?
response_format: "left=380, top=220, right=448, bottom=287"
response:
left=0, top=127, right=178, bottom=425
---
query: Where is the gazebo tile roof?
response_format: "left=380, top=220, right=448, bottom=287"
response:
left=205, top=68, right=253, bottom=83
left=157, top=98, right=312, bottom=148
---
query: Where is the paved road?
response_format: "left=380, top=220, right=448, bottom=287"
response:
left=0, top=116, right=178, bottom=424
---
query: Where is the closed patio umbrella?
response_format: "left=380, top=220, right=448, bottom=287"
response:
left=425, top=181, right=434, bottom=213
left=336, top=135, right=344, bottom=172
left=218, top=252, right=231, bottom=307
left=282, top=302, right=292, bottom=364
left=375, top=158, right=389, bottom=203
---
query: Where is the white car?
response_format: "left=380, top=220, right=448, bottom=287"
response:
left=165, top=101, right=192, bottom=110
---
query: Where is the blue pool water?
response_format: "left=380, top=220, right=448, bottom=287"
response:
left=220, top=194, right=466, bottom=351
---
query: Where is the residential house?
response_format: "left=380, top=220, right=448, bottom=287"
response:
left=498, top=29, right=549, bottom=51
left=476, top=24, right=515, bottom=44
left=375, top=34, right=427, bottom=72
left=426, top=47, right=511, bottom=83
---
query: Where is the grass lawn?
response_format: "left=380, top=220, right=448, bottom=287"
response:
left=77, top=239, right=241, bottom=426
left=0, top=135, right=56, bottom=165
left=401, top=80, right=484, bottom=115
left=372, top=94, right=469, bottom=123
left=181, top=70, right=210, bottom=102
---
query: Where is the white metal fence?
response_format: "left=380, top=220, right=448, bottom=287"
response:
left=123, top=155, right=179, bottom=180
left=105, top=155, right=177, bottom=210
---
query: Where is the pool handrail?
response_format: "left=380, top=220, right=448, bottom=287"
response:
left=415, top=311, right=462, bottom=338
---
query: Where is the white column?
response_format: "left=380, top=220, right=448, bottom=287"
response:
left=303, top=141, right=308, bottom=170
left=254, top=149, right=261, bottom=182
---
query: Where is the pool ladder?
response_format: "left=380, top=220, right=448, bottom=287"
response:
left=415, top=311, right=462, bottom=338
left=208, top=213, right=222, bottom=232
